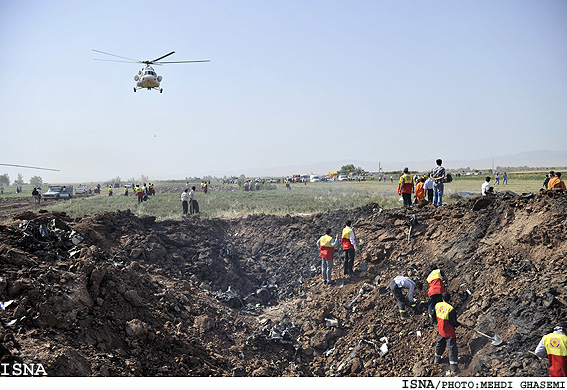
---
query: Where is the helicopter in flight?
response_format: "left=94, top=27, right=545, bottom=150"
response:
left=92, top=49, right=210, bottom=93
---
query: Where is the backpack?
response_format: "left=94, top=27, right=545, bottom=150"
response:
left=444, top=173, right=453, bottom=183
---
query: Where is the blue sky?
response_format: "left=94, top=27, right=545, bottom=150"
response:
left=1, top=0, right=566, bottom=183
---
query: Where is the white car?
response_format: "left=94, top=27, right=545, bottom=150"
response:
left=337, top=174, right=348, bottom=181
left=309, top=175, right=321, bottom=182
left=75, top=185, right=89, bottom=194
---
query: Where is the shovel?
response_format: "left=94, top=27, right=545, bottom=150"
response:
left=463, top=325, right=502, bottom=346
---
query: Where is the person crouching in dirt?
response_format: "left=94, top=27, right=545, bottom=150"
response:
left=426, top=265, right=449, bottom=324
left=434, top=292, right=461, bottom=374
left=389, top=275, right=422, bottom=319
left=534, top=322, right=567, bottom=377
left=548, top=172, right=566, bottom=191
left=341, top=221, right=358, bottom=276
left=317, top=228, right=339, bottom=285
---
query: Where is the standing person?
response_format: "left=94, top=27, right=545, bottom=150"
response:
left=37, top=187, right=42, bottom=203
left=414, top=177, right=425, bottom=205
left=389, top=275, right=422, bottom=319
left=285, top=179, right=291, bottom=191
left=181, top=189, right=190, bottom=215
left=482, top=176, right=491, bottom=196
left=32, top=187, right=40, bottom=204
left=549, top=172, right=566, bottom=191
left=534, top=322, right=567, bottom=377
left=495, top=172, right=500, bottom=185
left=434, top=292, right=461, bottom=374
left=426, top=265, right=449, bottom=324
left=398, top=168, right=414, bottom=207
left=430, top=159, right=446, bottom=206
left=124, top=186, right=129, bottom=196
left=503, top=172, right=508, bottom=185
left=203, top=182, right=208, bottom=194
left=108, top=186, right=113, bottom=196
left=317, top=228, right=339, bottom=284
left=424, top=176, right=434, bottom=202
left=189, top=186, right=198, bottom=214
left=544, top=172, right=554, bottom=189
left=341, top=221, right=358, bottom=276
left=136, top=185, right=144, bottom=204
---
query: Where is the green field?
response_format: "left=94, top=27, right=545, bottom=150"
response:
left=1, top=174, right=547, bottom=222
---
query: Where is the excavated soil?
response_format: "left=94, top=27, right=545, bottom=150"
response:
left=0, top=190, right=566, bottom=377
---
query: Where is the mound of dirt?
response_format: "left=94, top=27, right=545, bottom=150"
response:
left=0, top=190, right=565, bottom=376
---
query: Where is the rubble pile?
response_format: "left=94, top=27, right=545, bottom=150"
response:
left=0, top=190, right=566, bottom=376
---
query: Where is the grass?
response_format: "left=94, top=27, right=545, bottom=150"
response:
left=21, top=176, right=544, bottom=222
left=0, top=175, right=547, bottom=224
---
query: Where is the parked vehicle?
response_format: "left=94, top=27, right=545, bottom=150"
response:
left=337, top=174, right=348, bottom=181
left=43, top=186, right=73, bottom=200
left=309, top=175, right=321, bottom=182
left=75, top=185, right=89, bottom=194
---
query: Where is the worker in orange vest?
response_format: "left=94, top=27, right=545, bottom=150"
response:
left=317, top=228, right=339, bottom=285
left=535, top=322, right=567, bottom=377
left=427, top=265, right=449, bottom=323
left=434, top=292, right=461, bottom=374
left=414, top=177, right=426, bottom=205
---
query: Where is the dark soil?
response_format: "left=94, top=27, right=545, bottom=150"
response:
left=0, top=190, right=565, bottom=376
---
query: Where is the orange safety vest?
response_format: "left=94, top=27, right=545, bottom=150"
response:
left=341, top=227, right=354, bottom=250
left=542, top=333, right=567, bottom=377
left=415, top=182, right=425, bottom=202
left=427, top=269, right=446, bottom=297
left=319, top=235, right=335, bottom=260
left=435, top=301, right=456, bottom=339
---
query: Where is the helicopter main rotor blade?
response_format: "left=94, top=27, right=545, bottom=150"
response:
left=92, top=49, right=141, bottom=62
left=151, top=51, right=176, bottom=63
left=156, top=60, right=211, bottom=64
left=94, top=59, right=140, bottom=63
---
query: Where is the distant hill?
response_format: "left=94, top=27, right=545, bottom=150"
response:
left=225, top=150, right=566, bottom=177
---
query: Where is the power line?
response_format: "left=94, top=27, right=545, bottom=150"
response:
left=0, top=163, right=60, bottom=172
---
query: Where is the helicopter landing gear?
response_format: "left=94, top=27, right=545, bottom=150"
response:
left=160, top=88, right=163, bottom=93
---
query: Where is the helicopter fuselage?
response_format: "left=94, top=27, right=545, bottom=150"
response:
left=134, top=65, right=162, bottom=90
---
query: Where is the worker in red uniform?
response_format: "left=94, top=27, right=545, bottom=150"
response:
left=427, top=265, right=449, bottom=324
left=317, top=228, right=339, bottom=285
left=398, top=167, right=414, bottom=207
left=434, top=292, right=461, bottom=374
left=535, top=322, right=567, bottom=377
left=341, top=220, right=358, bottom=276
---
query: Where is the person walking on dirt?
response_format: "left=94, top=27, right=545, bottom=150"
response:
left=181, top=189, right=190, bottom=215
left=426, top=265, right=449, bottom=323
left=503, top=172, right=508, bottom=185
left=534, top=322, right=567, bottom=377
left=341, top=221, right=358, bottom=276
left=398, top=168, right=414, bottom=207
left=430, top=159, right=446, bottom=206
left=434, top=292, right=461, bottom=374
left=414, top=177, right=425, bottom=205
left=389, top=275, right=422, bottom=319
left=317, top=228, right=339, bottom=285
left=189, top=186, right=198, bottom=214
